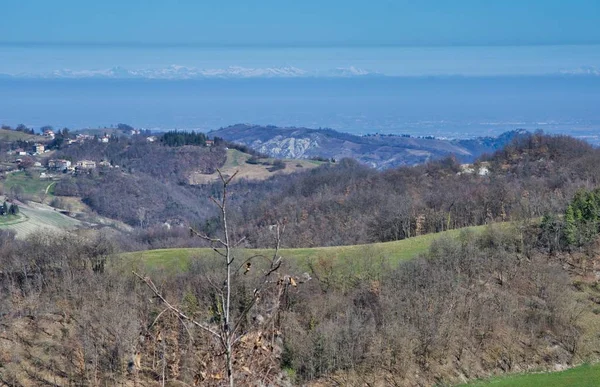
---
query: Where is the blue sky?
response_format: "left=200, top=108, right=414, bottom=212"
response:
left=3, top=0, right=600, bottom=46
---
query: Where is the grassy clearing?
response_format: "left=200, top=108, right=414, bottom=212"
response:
left=463, top=363, right=600, bottom=386
left=2, top=171, right=55, bottom=198
left=121, top=225, right=487, bottom=274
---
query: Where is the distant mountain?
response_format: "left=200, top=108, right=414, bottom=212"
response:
left=4, top=65, right=379, bottom=80
left=559, top=66, right=600, bottom=76
left=209, top=125, right=527, bottom=169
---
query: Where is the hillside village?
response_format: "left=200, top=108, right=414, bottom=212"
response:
left=1, top=125, right=164, bottom=178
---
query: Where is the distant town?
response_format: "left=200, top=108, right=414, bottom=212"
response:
left=0, top=124, right=162, bottom=178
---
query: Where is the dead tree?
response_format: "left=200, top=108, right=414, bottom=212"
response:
left=134, top=169, right=285, bottom=386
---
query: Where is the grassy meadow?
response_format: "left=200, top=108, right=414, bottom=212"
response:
left=120, top=225, right=487, bottom=276
left=464, top=363, right=600, bottom=386
left=0, top=201, right=81, bottom=237
left=2, top=171, right=55, bottom=198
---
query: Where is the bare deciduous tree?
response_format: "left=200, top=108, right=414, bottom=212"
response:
left=134, top=169, right=285, bottom=386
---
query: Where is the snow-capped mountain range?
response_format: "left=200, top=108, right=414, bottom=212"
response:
left=559, top=66, right=600, bottom=76
left=3, top=65, right=380, bottom=79
left=4, top=65, right=598, bottom=79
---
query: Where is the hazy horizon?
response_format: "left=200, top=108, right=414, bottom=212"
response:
left=2, top=2, right=600, bottom=143
left=2, top=75, right=599, bottom=145
left=1, top=43, right=599, bottom=78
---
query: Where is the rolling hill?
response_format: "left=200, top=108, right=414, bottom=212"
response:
left=464, top=363, right=600, bottom=386
left=120, top=225, right=487, bottom=275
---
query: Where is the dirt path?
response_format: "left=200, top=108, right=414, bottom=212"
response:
left=45, top=182, right=56, bottom=195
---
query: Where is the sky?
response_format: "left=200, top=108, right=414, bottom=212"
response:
left=2, top=0, right=600, bottom=47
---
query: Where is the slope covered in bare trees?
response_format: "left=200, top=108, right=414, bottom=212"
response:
left=1, top=131, right=600, bottom=385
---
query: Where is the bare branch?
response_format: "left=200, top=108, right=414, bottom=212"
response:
left=210, top=196, right=224, bottom=210
left=212, top=247, right=227, bottom=258
left=234, top=236, right=247, bottom=247
left=231, top=294, right=260, bottom=337
left=233, top=254, right=268, bottom=275
left=150, top=308, right=170, bottom=329
left=189, top=227, right=226, bottom=247
left=133, top=271, right=221, bottom=339
left=176, top=315, right=196, bottom=344
left=217, top=169, right=239, bottom=186
left=265, top=260, right=282, bottom=277
left=232, top=224, right=285, bottom=337
left=206, top=276, right=224, bottom=296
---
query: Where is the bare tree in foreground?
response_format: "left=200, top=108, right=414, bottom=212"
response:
left=134, top=170, right=286, bottom=386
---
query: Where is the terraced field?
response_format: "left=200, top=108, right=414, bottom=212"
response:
left=0, top=201, right=81, bottom=237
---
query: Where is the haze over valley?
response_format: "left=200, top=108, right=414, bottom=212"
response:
left=2, top=44, right=600, bottom=143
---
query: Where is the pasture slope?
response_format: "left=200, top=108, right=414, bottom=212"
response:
left=121, top=225, right=486, bottom=274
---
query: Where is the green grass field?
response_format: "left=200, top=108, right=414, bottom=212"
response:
left=121, top=225, right=486, bottom=274
left=464, top=363, right=600, bottom=386
left=2, top=171, right=55, bottom=198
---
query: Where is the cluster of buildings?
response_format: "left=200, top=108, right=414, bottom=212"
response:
left=39, top=159, right=116, bottom=178
left=8, top=143, right=46, bottom=156
left=46, top=159, right=116, bottom=173
left=43, top=129, right=55, bottom=139
left=459, top=162, right=491, bottom=176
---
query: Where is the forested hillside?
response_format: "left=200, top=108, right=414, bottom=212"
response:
left=39, top=131, right=600, bottom=252
left=204, top=132, right=600, bottom=248
left=52, top=136, right=226, bottom=226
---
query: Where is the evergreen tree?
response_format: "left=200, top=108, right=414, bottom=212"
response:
left=564, top=204, right=577, bottom=246
left=9, top=204, right=19, bottom=216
